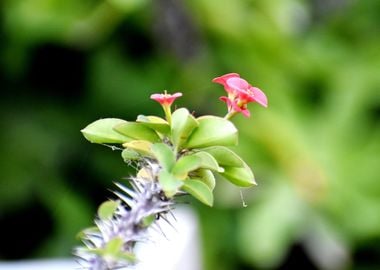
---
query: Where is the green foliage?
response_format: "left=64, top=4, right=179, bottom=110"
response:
left=185, top=116, right=238, bottom=148
left=151, top=143, right=176, bottom=171
left=80, top=108, right=255, bottom=200
left=121, top=148, right=140, bottom=161
left=122, top=140, right=153, bottom=157
left=171, top=108, right=199, bottom=149
left=172, top=155, right=203, bottom=179
left=99, top=237, right=136, bottom=263
left=191, top=152, right=221, bottom=172
left=182, top=179, right=214, bottom=207
left=220, top=165, right=256, bottom=187
left=113, top=122, right=160, bottom=142
left=158, top=170, right=183, bottom=198
left=136, top=115, right=170, bottom=135
left=97, top=200, right=119, bottom=220
left=81, top=118, right=131, bottom=144
left=196, top=169, right=216, bottom=190
left=201, top=146, right=244, bottom=167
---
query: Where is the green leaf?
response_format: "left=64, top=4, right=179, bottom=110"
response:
left=172, top=151, right=222, bottom=179
left=182, top=179, right=214, bottom=206
left=76, top=226, right=99, bottom=239
left=98, top=237, right=136, bottom=262
left=151, top=143, right=176, bottom=171
left=158, top=170, right=183, bottom=197
left=172, top=155, right=202, bottom=179
left=115, top=251, right=136, bottom=263
left=104, top=237, right=123, bottom=255
left=81, top=118, right=131, bottom=144
left=114, top=122, right=160, bottom=142
left=141, top=215, right=155, bottom=227
left=221, top=164, right=256, bottom=187
left=98, top=200, right=119, bottom=220
left=201, top=146, right=244, bottom=167
left=192, top=151, right=223, bottom=172
left=195, top=169, right=216, bottom=190
left=185, top=116, right=238, bottom=148
left=136, top=115, right=170, bottom=134
left=123, top=140, right=153, bottom=157
left=121, top=148, right=140, bottom=162
left=171, top=108, right=199, bottom=149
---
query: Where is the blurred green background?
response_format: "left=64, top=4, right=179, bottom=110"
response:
left=1, top=0, right=380, bottom=269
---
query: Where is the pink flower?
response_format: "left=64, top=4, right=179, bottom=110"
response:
left=227, top=77, right=268, bottom=108
left=213, top=73, right=268, bottom=118
left=150, top=92, right=182, bottom=106
left=212, top=73, right=240, bottom=94
left=220, top=96, right=251, bottom=117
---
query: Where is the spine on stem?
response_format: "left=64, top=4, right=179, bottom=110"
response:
left=75, top=159, right=174, bottom=269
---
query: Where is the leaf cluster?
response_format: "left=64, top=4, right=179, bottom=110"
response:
left=81, top=108, right=256, bottom=207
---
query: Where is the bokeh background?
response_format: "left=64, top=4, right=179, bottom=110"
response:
left=1, top=0, right=380, bottom=269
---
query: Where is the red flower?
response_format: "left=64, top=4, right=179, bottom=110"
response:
left=220, top=96, right=251, bottom=117
left=150, top=92, right=182, bottom=106
left=212, top=73, right=240, bottom=94
left=213, top=73, right=268, bottom=118
left=227, top=77, right=268, bottom=108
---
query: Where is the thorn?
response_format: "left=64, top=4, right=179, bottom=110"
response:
left=114, top=191, right=135, bottom=207
left=159, top=214, right=178, bottom=232
left=115, top=183, right=136, bottom=198
left=168, top=210, right=177, bottom=222
left=154, top=222, right=168, bottom=240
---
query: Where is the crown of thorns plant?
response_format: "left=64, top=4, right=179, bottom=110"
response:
left=75, top=73, right=268, bottom=269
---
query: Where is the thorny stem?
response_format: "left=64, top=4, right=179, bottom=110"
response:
left=75, top=160, right=175, bottom=270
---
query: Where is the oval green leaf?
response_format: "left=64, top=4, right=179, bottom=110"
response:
left=98, top=200, right=119, bottom=220
left=81, top=118, right=131, bottom=144
left=182, top=179, right=214, bottom=207
left=192, top=151, right=223, bottom=172
left=193, top=169, right=216, bottom=190
left=220, top=164, right=256, bottom=187
left=172, top=155, right=202, bottom=179
left=201, top=146, right=244, bottom=167
left=115, top=251, right=136, bottom=263
left=159, top=170, right=183, bottom=198
left=151, top=143, right=176, bottom=171
left=104, top=237, right=123, bottom=255
left=123, top=140, right=153, bottom=157
left=184, top=116, right=238, bottom=149
left=137, top=115, right=170, bottom=134
left=114, top=122, right=160, bottom=142
left=121, top=148, right=140, bottom=162
left=171, top=108, right=199, bottom=149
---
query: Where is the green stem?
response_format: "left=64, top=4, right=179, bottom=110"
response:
left=163, top=105, right=172, bottom=125
left=224, top=111, right=237, bottom=120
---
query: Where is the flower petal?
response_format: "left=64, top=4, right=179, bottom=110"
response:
left=241, top=108, right=251, bottom=117
left=219, top=96, right=229, bottom=103
left=212, top=73, right=240, bottom=85
left=226, top=77, right=250, bottom=92
left=249, top=87, right=268, bottom=107
left=213, top=73, right=241, bottom=94
left=150, top=92, right=182, bottom=106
